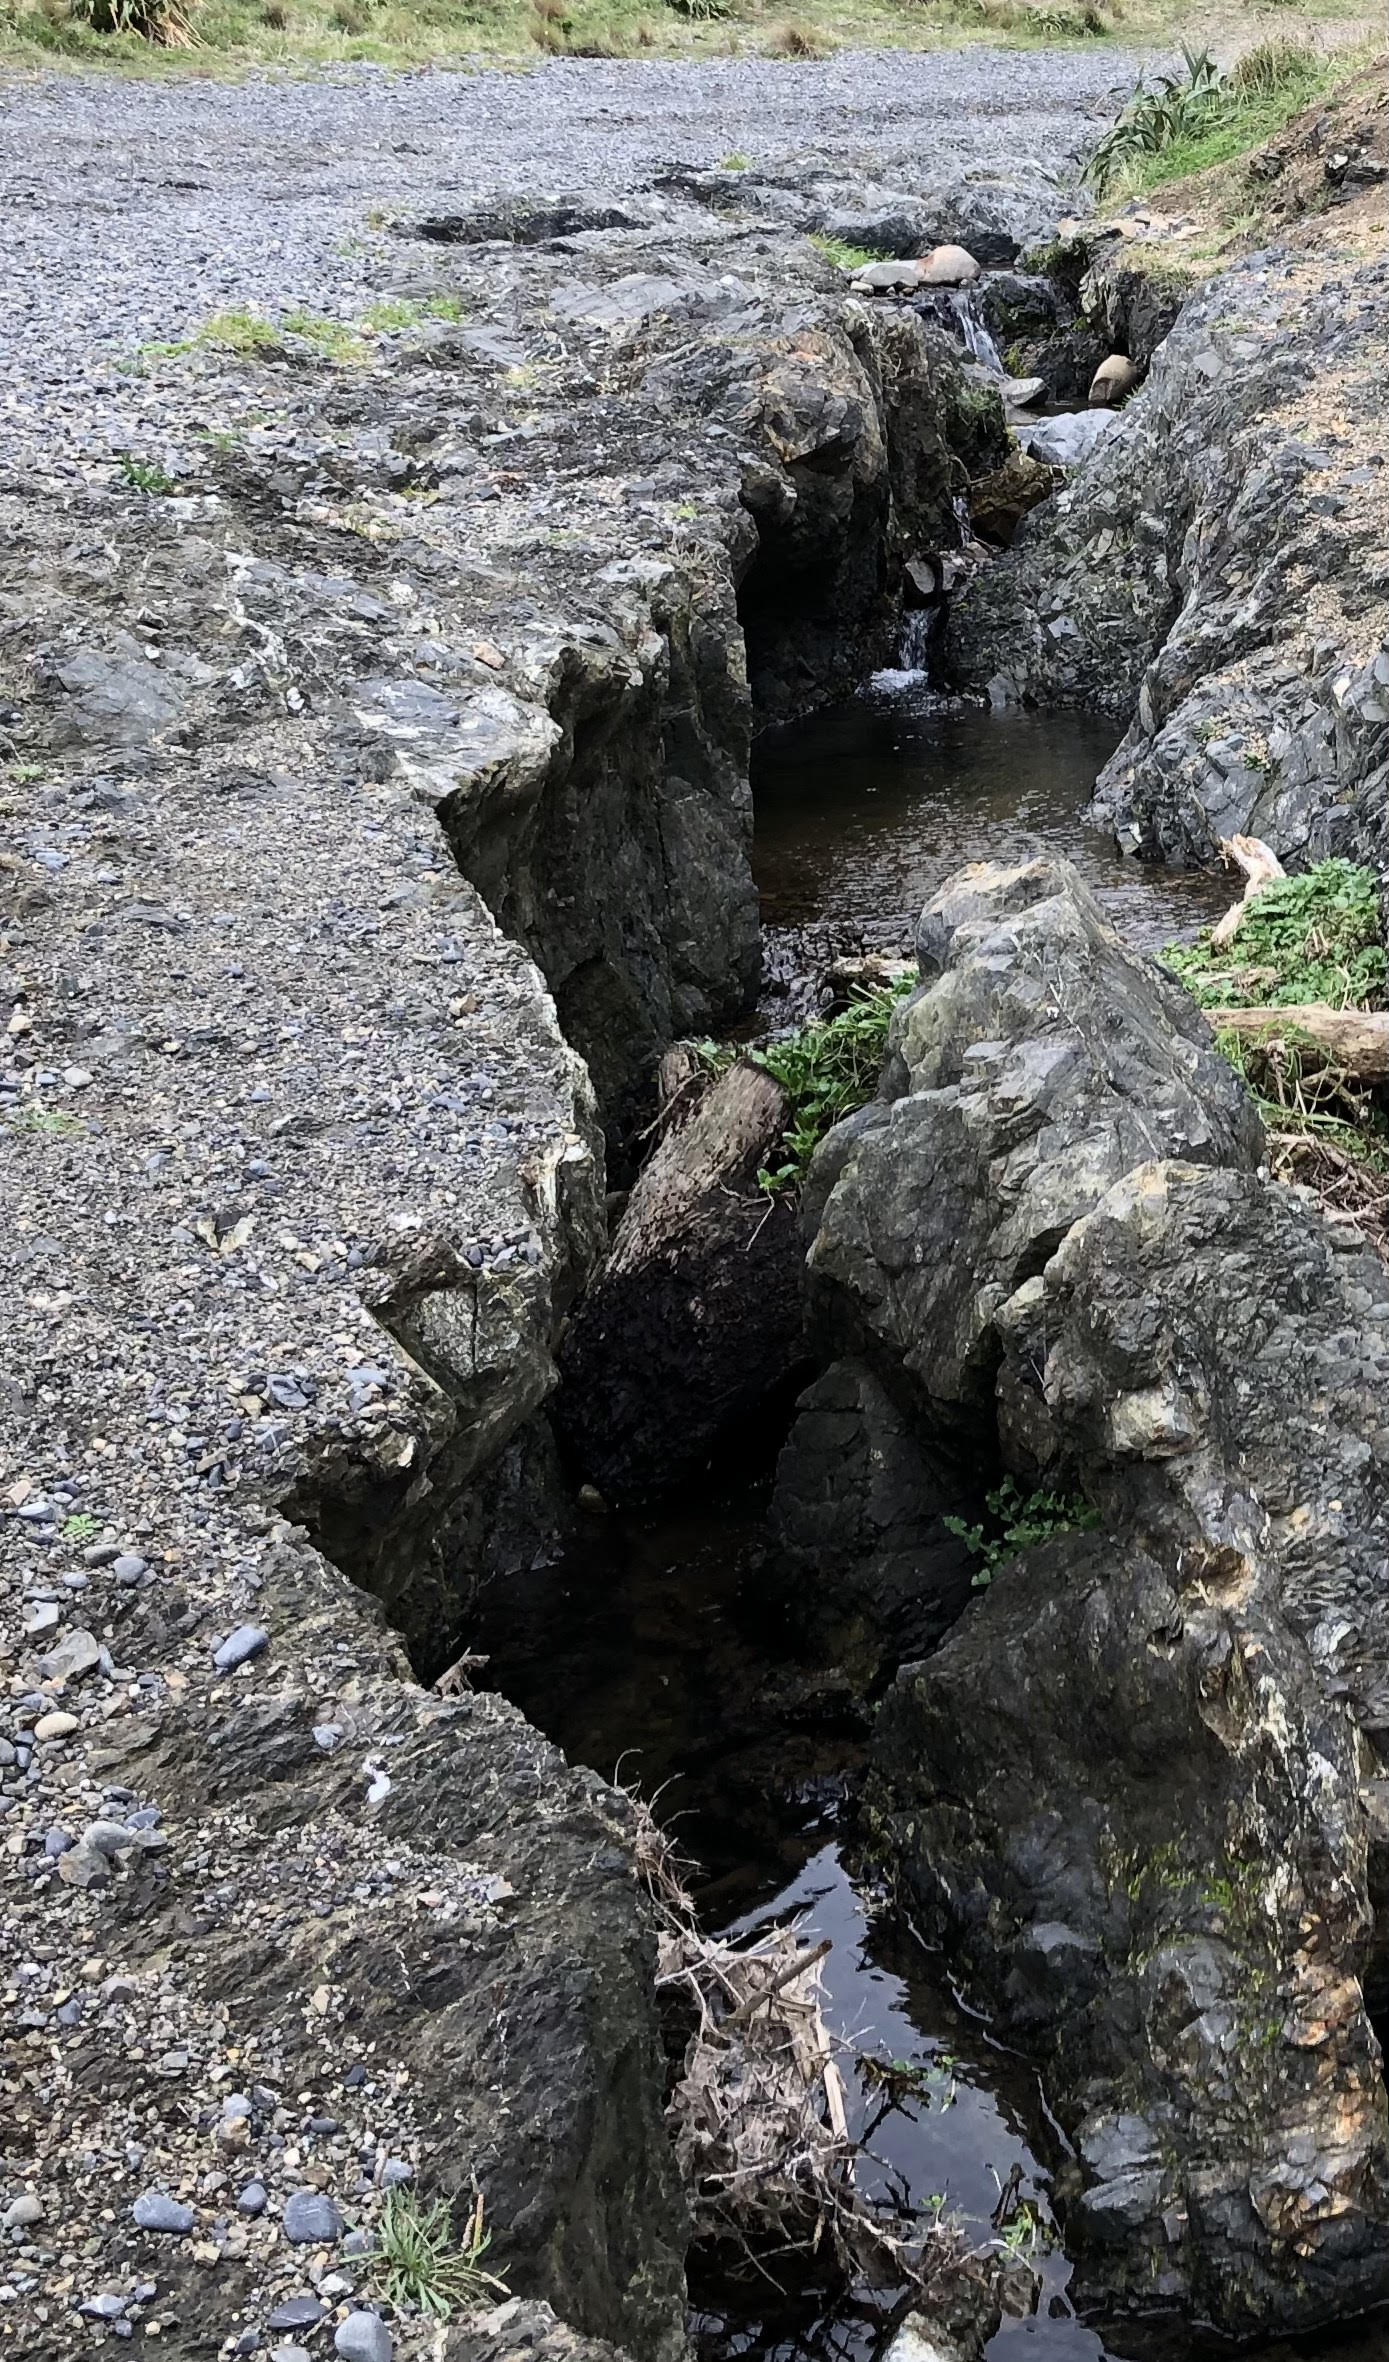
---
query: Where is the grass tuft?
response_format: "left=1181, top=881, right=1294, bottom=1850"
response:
left=1086, top=38, right=1332, bottom=194
left=117, top=455, right=177, bottom=492
left=365, top=2188, right=508, bottom=2323
left=808, top=230, right=890, bottom=269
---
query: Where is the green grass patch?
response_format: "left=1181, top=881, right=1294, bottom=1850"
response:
left=363, top=294, right=466, bottom=331
left=1086, top=40, right=1335, bottom=195
left=750, top=978, right=912, bottom=1194
left=946, top=1477, right=1100, bottom=1588
left=116, top=455, right=177, bottom=492
left=1161, top=858, right=1387, bottom=1013
left=144, top=309, right=282, bottom=362
left=807, top=232, right=891, bottom=270
left=282, top=309, right=369, bottom=361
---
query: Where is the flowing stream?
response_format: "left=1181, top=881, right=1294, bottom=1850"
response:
left=476, top=678, right=1326, bottom=2362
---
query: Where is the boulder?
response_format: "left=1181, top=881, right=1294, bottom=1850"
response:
left=804, top=857, right=1262, bottom=1432
left=872, top=1156, right=1389, bottom=2334
left=1017, top=406, right=1121, bottom=469
left=967, top=446, right=1055, bottom=546
left=1087, top=351, right=1139, bottom=406
left=916, top=243, right=981, bottom=286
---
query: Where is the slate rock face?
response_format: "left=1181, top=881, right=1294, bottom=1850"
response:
left=947, top=250, right=1389, bottom=867
left=806, top=861, right=1389, bottom=2332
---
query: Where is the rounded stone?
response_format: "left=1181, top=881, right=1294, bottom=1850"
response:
left=132, top=2190, right=194, bottom=2234
left=3, top=2195, right=43, bottom=2230
left=237, top=2181, right=268, bottom=2217
left=917, top=242, right=981, bottom=285
left=281, top=2189, right=342, bottom=2244
left=334, top=2313, right=393, bottom=2362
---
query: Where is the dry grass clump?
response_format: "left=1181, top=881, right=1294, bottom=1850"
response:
left=765, top=16, right=832, bottom=51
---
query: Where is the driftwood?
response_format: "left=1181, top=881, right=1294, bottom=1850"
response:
left=1202, top=1004, right=1389, bottom=1080
left=1210, top=834, right=1287, bottom=948
left=555, top=1060, right=807, bottom=1504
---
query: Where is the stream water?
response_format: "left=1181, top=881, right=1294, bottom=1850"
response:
left=478, top=680, right=1349, bottom=2362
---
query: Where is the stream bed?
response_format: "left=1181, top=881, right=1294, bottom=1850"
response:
left=477, top=683, right=1371, bottom=2362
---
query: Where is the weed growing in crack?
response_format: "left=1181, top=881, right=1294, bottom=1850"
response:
left=945, top=1477, right=1099, bottom=1588
left=116, top=456, right=176, bottom=493
left=749, top=977, right=912, bottom=1194
left=364, top=2187, right=508, bottom=2322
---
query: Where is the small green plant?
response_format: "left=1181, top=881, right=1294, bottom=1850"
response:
left=860, top=2051, right=958, bottom=2109
left=146, top=311, right=283, bottom=365
left=365, top=2188, right=508, bottom=2322
left=9, top=1106, right=82, bottom=1138
left=282, top=310, right=368, bottom=363
left=718, top=150, right=750, bottom=169
left=363, top=294, right=466, bottom=331
left=946, top=1477, right=1099, bottom=1588
left=751, top=979, right=911, bottom=1194
left=63, top=1512, right=101, bottom=1542
left=1086, top=46, right=1224, bottom=189
left=1162, top=859, right=1387, bottom=1013
left=808, top=232, right=889, bottom=271
left=117, top=456, right=176, bottom=494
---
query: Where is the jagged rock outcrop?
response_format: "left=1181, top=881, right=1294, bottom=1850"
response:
left=808, top=862, right=1389, bottom=2334
left=872, top=1159, right=1389, bottom=2335
left=947, top=248, right=1389, bottom=866
left=804, top=856, right=1263, bottom=1429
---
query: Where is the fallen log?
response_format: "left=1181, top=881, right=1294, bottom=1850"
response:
left=1203, top=1003, right=1389, bottom=1080
left=555, top=1060, right=808, bottom=1504
left=1210, top=834, right=1286, bottom=948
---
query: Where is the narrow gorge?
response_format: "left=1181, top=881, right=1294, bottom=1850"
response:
left=2, top=47, right=1388, bottom=2362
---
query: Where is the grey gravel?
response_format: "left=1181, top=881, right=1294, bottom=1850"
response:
left=0, top=52, right=1137, bottom=441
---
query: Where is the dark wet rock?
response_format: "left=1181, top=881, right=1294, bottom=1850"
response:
left=556, top=1061, right=807, bottom=1505
left=948, top=249, right=1389, bottom=865
left=769, top=1359, right=974, bottom=1680
left=870, top=1156, right=1389, bottom=2335
left=804, top=857, right=1262, bottom=1432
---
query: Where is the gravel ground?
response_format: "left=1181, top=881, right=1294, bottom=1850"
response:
left=0, top=51, right=1139, bottom=395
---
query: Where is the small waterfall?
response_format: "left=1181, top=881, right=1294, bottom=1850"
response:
left=950, top=286, right=1005, bottom=376
left=899, top=609, right=936, bottom=672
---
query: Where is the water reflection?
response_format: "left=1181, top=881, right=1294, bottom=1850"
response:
left=752, top=692, right=1229, bottom=961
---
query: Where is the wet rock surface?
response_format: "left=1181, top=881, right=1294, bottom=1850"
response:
left=948, top=246, right=1389, bottom=866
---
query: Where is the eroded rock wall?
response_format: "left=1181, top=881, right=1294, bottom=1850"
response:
left=947, top=249, right=1389, bottom=866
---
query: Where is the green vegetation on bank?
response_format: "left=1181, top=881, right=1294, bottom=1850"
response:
left=0, top=0, right=1367, bottom=72
left=1163, top=858, right=1387, bottom=1012
left=1086, top=38, right=1339, bottom=194
left=364, top=2188, right=508, bottom=2322
left=1163, top=859, right=1389, bottom=1226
